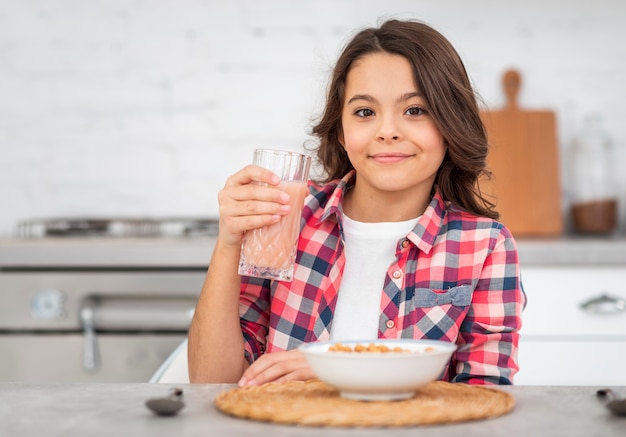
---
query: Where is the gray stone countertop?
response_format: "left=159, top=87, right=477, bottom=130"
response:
left=1, top=235, right=624, bottom=268
left=0, top=383, right=624, bottom=437
left=516, top=237, right=626, bottom=266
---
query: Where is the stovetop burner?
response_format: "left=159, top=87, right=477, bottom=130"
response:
left=43, top=219, right=112, bottom=237
left=16, top=217, right=219, bottom=239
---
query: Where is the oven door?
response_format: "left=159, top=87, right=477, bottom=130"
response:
left=0, top=334, right=186, bottom=383
left=0, top=271, right=205, bottom=382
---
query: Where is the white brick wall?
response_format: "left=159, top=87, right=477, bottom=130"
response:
left=1, top=0, right=625, bottom=236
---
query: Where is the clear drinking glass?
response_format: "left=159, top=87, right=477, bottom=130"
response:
left=238, top=149, right=311, bottom=281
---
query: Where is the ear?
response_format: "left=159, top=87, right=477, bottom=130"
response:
left=337, top=127, right=345, bottom=147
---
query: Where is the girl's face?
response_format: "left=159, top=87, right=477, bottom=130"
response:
left=340, top=52, right=446, bottom=204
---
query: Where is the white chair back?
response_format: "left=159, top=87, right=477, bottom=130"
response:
left=149, top=339, right=189, bottom=383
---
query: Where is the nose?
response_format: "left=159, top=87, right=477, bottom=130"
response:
left=376, top=116, right=401, bottom=142
left=378, top=134, right=399, bottom=141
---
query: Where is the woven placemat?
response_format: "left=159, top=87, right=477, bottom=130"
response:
left=214, top=379, right=515, bottom=428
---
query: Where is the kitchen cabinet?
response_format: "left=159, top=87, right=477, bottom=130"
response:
left=515, top=239, right=626, bottom=385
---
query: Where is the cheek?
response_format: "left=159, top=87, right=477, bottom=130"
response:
left=421, top=131, right=446, bottom=156
left=432, top=147, right=447, bottom=170
left=340, top=113, right=370, bottom=148
left=341, top=126, right=370, bottom=152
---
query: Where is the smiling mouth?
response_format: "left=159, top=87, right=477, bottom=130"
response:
left=369, top=153, right=415, bottom=164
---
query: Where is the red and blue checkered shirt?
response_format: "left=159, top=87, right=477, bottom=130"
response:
left=239, top=171, right=525, bottom=385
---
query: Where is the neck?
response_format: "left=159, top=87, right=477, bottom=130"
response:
left=343, top=184, right=432, bottom=223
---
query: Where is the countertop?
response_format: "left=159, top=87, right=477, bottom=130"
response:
left=1, top=235, right=625, bottom=269
left=515, top=237, right=626, bottom=266
left=0, top=237, right=218, bottom=268
left=0, top=383, right=624, bottom=437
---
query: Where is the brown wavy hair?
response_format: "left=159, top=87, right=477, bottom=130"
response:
left=309, top=19, right=498, bottom=219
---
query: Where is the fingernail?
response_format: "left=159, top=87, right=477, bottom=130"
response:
left=237, top=376, right=247, bottom=387
left=279, top=192, right=290, bottom=202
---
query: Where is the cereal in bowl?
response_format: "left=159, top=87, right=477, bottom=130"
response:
left=328, top=342, right=412, bottom=353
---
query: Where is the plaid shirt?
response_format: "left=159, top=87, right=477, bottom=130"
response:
left=239, top=171, right=525, bottom=385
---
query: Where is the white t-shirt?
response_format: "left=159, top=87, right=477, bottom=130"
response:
left=329, top=213, right=420, bottom=342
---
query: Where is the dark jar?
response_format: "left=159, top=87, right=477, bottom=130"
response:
left=569, top=115, right=618, bottom=234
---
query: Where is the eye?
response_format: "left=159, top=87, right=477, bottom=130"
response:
left=354, top=108, right=374, bottom=117
left=405, top=106, right=426, bottom=116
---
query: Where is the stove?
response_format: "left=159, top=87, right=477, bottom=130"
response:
left=0, top=217, right=218, bottom=383
left=15, top=217, right=219, bottom=239
left=3, top=217, right=218, bottom=268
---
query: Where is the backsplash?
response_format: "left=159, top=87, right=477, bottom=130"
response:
left=1, top=0, right=625, bottom=236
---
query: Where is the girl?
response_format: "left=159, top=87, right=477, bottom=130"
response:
left=188, top=19, right=525, bottom=386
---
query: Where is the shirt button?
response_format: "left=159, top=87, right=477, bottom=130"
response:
left=386, top=320, right=395, bottom=329
left=392, top=270, right=402, bottom=279
left=401, top=239, right=410, bottom=249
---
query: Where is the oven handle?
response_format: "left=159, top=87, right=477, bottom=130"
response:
left=87, top=296, right=196, bottom=330
left=80, top=305, right=100, bottom=372
left=78, top=295, right=196, bottom=372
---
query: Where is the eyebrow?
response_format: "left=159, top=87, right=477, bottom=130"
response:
left=346, top=91, right=423, bottom=105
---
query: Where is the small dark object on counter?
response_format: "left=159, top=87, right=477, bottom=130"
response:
left=597, top=388, right=626, bottom=416
left=146, top=388, right=185, bottom=417
left=571, top=199, right=617, bottom=234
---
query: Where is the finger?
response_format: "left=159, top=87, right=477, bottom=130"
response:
left=218, top=214, right=282, bottom=245
left=238, top=350, right=310, bottom=386
left=227, top=184, right=290, bottom=207
left=219, top=176, right=290, bottom=222
left=224, top=164, right=281, bottom=189
left=219, top=195, right=289, bottom=233
left=271, top=367, right=317, bottom=384
left=218, top=166, right=290, bottom=245
left=238, top=352, right=283, bottom=384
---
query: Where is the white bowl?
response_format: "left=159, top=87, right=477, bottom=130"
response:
left=300, top=339, right=456, bottom=401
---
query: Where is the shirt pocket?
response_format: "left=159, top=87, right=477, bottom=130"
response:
left=409, top=285, right=473, bottom=342
left=414, top=285, right=472, bottom=308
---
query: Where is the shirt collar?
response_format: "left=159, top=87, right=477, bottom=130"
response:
left=406, top=189, right=448, bottom=255
left=320, top=171, right=355, bottom=223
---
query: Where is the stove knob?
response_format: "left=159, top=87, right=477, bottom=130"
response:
left=31, top=289, right=66, bottom=320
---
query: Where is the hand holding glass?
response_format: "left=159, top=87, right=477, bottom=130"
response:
left=238, top=149, right=311, bottom=282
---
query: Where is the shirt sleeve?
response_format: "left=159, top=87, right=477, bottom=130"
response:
left=452, top=225, right=526, bottom=385
left=239, top=276, right=272, bottom=364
